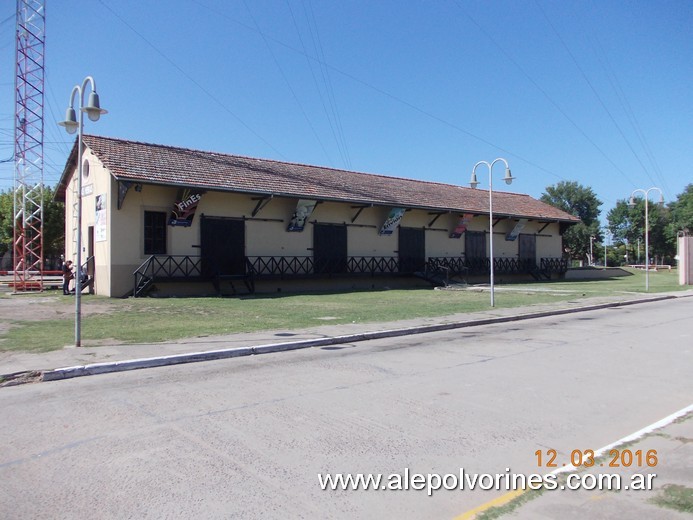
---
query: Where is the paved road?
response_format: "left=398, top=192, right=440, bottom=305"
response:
left=1, top=298, right=691, bottom=519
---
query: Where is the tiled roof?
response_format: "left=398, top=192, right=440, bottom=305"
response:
left=57, top=135, right=580, bottom=222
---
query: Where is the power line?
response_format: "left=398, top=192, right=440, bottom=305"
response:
left=96, top=0, right=288, bottom=161
left=303, top=0, right=351, bottom=168
left=534, top=0, right=660, bottom=190
left=241, top=0, right=334, bottom=167
left=285, top=0, right=351, bottom=168
left=191, top=0, right=566, bottom=180
left=585, top=7, right=671, bottom=196
left=454, top=0, right=636, bottom=187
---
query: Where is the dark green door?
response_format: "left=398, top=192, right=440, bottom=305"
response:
left=201, top=216, right=245, bottom=276
left=519, top=234, right=536, bottom=271
left=399, top=227, right=425, bottom=273
left=465, top=231, right=487, bottom=273
left=313, top=224, right=347, bottom=274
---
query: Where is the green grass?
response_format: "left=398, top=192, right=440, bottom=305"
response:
left=0, top=268, right=687, bottom=352
left=650, top=485, right=693, bottom=514
left=506, top=267, right=685, bottom=296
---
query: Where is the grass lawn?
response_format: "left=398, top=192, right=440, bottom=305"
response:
left=0, top=268, right=686, bottom=352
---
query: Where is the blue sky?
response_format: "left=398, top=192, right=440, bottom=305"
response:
left=1, top=0, right=691, bottom=222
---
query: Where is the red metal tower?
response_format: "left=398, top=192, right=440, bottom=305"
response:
left=13, top=0, right=45, bottom=292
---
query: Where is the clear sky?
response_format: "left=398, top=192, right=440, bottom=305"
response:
left=1, top=0, right=691, bottom=223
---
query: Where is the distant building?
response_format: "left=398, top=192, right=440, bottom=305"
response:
left=56, top=135, right=579, bottom=297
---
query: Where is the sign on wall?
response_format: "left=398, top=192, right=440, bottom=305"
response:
left=449, top=213, right=474, bottom=239
left=287, top=199, right=317, bottom=232
left=379, top=208, right=406, bottom=235
left=95, top=194, right=107, bottom=242
left=506, top=219, right=528, bottom=241
left=169, top=189, right=204, bottom=227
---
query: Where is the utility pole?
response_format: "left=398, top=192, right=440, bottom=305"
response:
left=13, top=0, right=45, bottom=292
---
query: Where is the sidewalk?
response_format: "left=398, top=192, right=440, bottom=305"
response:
left=499, top=408, right=693, bottom=520
left=0, top=290, right=690, bottom=382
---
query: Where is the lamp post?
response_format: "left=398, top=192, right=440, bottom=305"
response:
left=59, top=76, right=107, bottom=347
left=589, top=235, right=595, bottom=266
left=603, top=229, right=612, bottom=268
left=628, top=187, right=663, bottom=292
left=470, top=158, right=514, bottom=307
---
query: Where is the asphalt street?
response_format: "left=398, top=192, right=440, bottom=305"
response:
left=1, top=297, right=691, bottom=519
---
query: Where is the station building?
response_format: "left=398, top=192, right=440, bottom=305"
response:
left=55, top=135, right=579, bottom=297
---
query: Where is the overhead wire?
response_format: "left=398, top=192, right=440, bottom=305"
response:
left=241, top=0, right=334, bottom=167
left=0, top=10, right=15, bottom=185
left=534, top=0, right=661, bottom=191
left=303, top=0, right=351, bottom=168
left=454, top=0, right=636, bottom=187
left=44, top=65, right=75, bottom=174
left=283, top=0, right=335, bottom=161
left=190, top=0, right=565, bottom=180
left=585, top=6, right=671, bottom=195
left=95, top=0, right=289, bottom=161
left=286, top=0, right=351, bottom=168
left=285, top=0, right=351, bottom=169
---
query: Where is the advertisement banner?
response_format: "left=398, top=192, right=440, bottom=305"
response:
left=379, top=208, right=406, bottom=235
left=506, top=219, right=528, bottom=241
left=287, top=199, right=317, bottom=232
left=449, top=213, right=474, bottom=239
left=169, top=189, right=204, bottom=227
left=95, top=194, right=107, bottom=242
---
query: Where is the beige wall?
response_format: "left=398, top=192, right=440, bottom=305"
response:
left=66, top=150, right=568, bottom=296
left=63, top=149, right=114, bottom=296
left=679, top=236, right=693, bottom=285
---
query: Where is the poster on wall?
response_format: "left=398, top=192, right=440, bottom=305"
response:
left=169, top=189, right=204, bottom=227
left=379, top=208, right=406, bottom=235
left=287, top=199, right=317, bottom=232
left=95, top=194, right=107, bottom=242
left=449, top=213, right=474, bottom=239
left=506, top=219, right=528, bottom=241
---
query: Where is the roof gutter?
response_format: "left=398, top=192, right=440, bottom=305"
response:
left=113, top=175, right=580, bottom=224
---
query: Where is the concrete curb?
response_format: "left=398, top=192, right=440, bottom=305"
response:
left=37, top=293, right=680, bottom=383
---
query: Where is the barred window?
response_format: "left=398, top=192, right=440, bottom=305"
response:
left=144, top=211, right=167, bottom=255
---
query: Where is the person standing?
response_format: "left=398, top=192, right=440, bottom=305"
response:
left=62, top=260, right=74, bottom=295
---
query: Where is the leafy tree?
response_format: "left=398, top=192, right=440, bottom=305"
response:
left=540, top=181, right=602, bottom=262
left=0, top=185, right=65, bottom=269
left=607, top=196, right=673, bottom=264
left=607, top=199, right=640, bottom=246
left=667, top=184, right=693, bottom=238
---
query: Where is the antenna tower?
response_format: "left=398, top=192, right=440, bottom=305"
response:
left=13, top=0, right=45, bottom=292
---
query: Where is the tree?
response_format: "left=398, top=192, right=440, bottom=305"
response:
left=607, top=196, right=673, bottom=264
left=667, top=184, right=693, bottom=238
left=541, top=181, right=602, bottom=263
left=0, top=185, right=65, bottom=269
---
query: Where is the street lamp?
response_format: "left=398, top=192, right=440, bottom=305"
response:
left=603, top=229, right=612, bottom=268
left=470, top=158, right=514, bottom=307
left=59, top=76, right=107, bottom=347
left=628, top=187, right=664, bottom=292
left=589, top=235, right=595, bottom=266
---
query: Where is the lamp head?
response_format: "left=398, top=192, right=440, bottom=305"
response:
left=469, top=171, right=479, bottom=189
left=628, top=196, right=636, bottom=208
left=658, top=193, right=664, bottom=204
left=58, top=107, right=79, bottom=134
left=83, top=91, right=108, bottom=122
left=503, top=167, right=514, bottom=185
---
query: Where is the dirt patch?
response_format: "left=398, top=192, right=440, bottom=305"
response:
left=0, top=292, right=122, bottom=322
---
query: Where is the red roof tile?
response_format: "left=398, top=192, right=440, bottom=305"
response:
left=57, top=135, right=580, bottom=223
